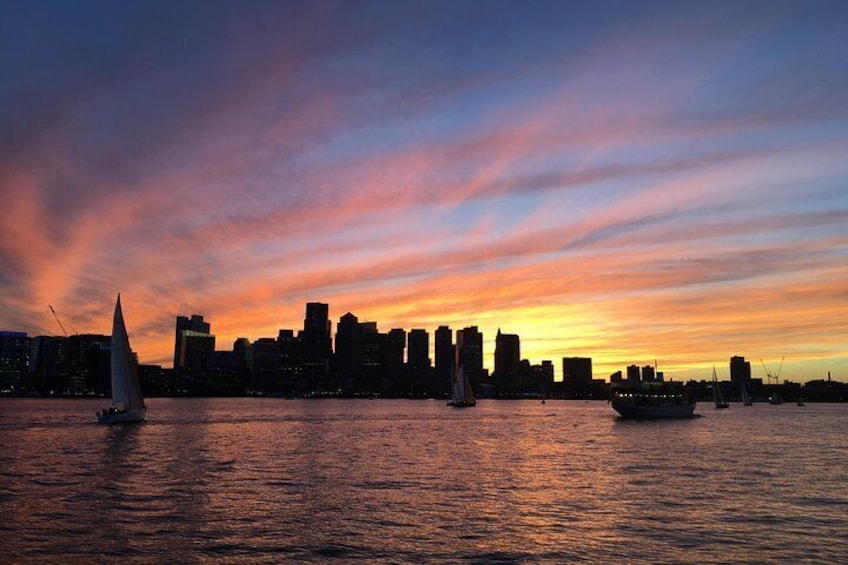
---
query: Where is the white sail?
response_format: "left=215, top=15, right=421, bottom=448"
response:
left=450, top=362, right=476, bottom=407
left=110, top=294, right=145, bottom=411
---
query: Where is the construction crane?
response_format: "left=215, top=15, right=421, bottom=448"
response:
left=48, top=305, right=68, bottom=337
left=760, top=356, right=785, bottom=385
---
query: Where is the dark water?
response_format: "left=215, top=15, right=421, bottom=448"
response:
left=1, top=398, right=847, bottom=564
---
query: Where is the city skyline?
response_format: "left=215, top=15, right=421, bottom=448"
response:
left=2, top=1, right=847, bottom=383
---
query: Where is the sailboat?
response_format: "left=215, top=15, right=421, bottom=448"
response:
left=97, top=294, right=146, bottom=424
left=740, top=381, right=753, bottom=406
left=712, top=367, right=729, bottom=409
left=447, top=362, right=476, bottom=408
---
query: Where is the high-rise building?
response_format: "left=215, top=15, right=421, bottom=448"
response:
left=334, top=313, right=362, bottom=383
left=563, top=357, right=593, bottom=398
left=626, top=364, right=641, bottom=383
left=730, top=356, right=752, bottom=386
left=641, top=365, right=656, bottom=382
left=434, top=326, right=453, bottom=397
left=494, top=329, right=520, bottom=380
left=174, top=315, right=210, bottom=371
left=386, top=328, right=406, bottom=382
left=407, top=329, right=430, bottom=373
left=0, top=331, right=30, bottom=393
left=456, top=326, right=484, bottom=385
left=301, top=302, right=332, bottom=363
left=252, top=337, right=280, bottom=392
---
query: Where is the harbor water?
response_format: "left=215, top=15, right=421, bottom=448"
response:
left=1, top=398, right=847, bottom=563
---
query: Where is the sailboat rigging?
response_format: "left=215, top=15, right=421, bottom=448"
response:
left=97, top=294, right=146, bottom=424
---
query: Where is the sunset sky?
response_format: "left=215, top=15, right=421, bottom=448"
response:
left=2, top=0, right=846, bottom=382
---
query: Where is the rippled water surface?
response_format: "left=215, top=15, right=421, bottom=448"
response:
left=2, top=398, right=847, bottom=563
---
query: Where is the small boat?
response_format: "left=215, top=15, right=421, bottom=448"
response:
left=447, top=361, right=476, bottom=408
left=610, top=381, right=696, bottom=419
left=97, top=294, right=146, bottom=424
left=712, top=367, right=729, bottom=409
left=769, top=393, right=784, bottom=405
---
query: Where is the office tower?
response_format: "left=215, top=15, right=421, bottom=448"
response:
left=252, top=337, right=280, bottom=392
left=456, top=326, right=483, bottom=385
left=494, top=329, right=520, bottom=380
left=563, top=357, right=593, bottom=398
left=178, top=331, right=216, bottom=373
left=407, top=329, right=430, bottom=373
left=66, top=334, right=111, bottom=395
left=277, top=329, right=300, bottom=393
left=434, top=325, right=453, bottom=397
left=532, top=360, right=555, bottom=397
left=386, top=328, right=406, bottom=381
left=626, top=364, right=641, bottom=383
left=28, top=335, right=68, bottom=395
left=174, top=314, right=211, bottom=371
left=641, top=365, right=655, bottom=382
left=610, top=370, right=623, bottom=384
left=301, top=302, right=332, bottom=364
left=0, top=331, right=30, bottom=392
left=335, top=313, right=362, bottom=382
left=730, top=356, right=752, bottom=386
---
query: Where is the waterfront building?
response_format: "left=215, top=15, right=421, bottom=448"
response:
left=456, top=326, right=484, bottom=386
left=562, top=357, right=593, bottom=398
left=434, top=326, right=453, bottom=398
left=494, top=329, right=520, bottom=384
left=174, top=314, right=210, bottom=372
left=626, top=364, right=641, bottom=383
left=0, top=331, right=30, bottom=393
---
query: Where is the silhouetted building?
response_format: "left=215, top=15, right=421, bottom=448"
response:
left=641, top=365, right=655, bottom=382
left=277, top=329, right=300, bottom=393
left=563, top=357, right=593, bottom=398
left=407, top=329, right=430, bottom=396
left=300, top=302, right=332, bottom=388
left=206, top=350, right=247, bottom=396
left=66, top=334, right=111, bottom=395
left=386, top=328, right=406, bottom=386
left=252, top=338, right=280, bottom=392
left=533, top=360, right=555, bottom=397
left=434, top=326, right=453, bottom=397
left=334, top=313, right=362, bottom=391
left=28, top=336, right=68, bottom=394
left=494, top=329, right=520, bottom=384
left=730, top=356, right=752, bottom=386
left=0, top=331, right=30, bottom=393
left=360, top=322, right=384, bottom=394
left=457, top=326, right=484, bottom=386
left=610, top=370, right=623, bottom=384
left=174, top=315, right=210, bottom=371
left=626, top=364, right=641, bottom=383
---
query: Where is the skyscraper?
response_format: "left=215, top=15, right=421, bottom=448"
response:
left=434, top=325, right=453, bottom=397
left=494, top=329, right=520, bottom=380
left=334, top=312, right=362, bottom=383
left=563, top=357, right=593, bottom=398
left=174, top=314, right=211, bottom=371
left=456, top=326, right=484, bottom=386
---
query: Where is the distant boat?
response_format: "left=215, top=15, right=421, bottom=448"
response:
left=610, top=381, right=696, bottom=419
left=769, top=393, right=784, bottom=405
left=712, top=367, right=729, bottom=409
left=97, top=294, right=146, bottom=424
left=447, top=362, right=476, bottom=408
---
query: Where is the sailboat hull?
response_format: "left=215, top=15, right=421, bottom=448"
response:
left=97, top=409, right=146, bottom=425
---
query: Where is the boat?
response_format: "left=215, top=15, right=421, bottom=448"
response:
left=610, top=381, right=696, bottom=419
left=769, top=393, right=784, bottom=405
left=447, top=362, right=476, bottom=408
left=712, top=367, right=729, bottom=409
left=97, top=294, right=146, bottom=424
